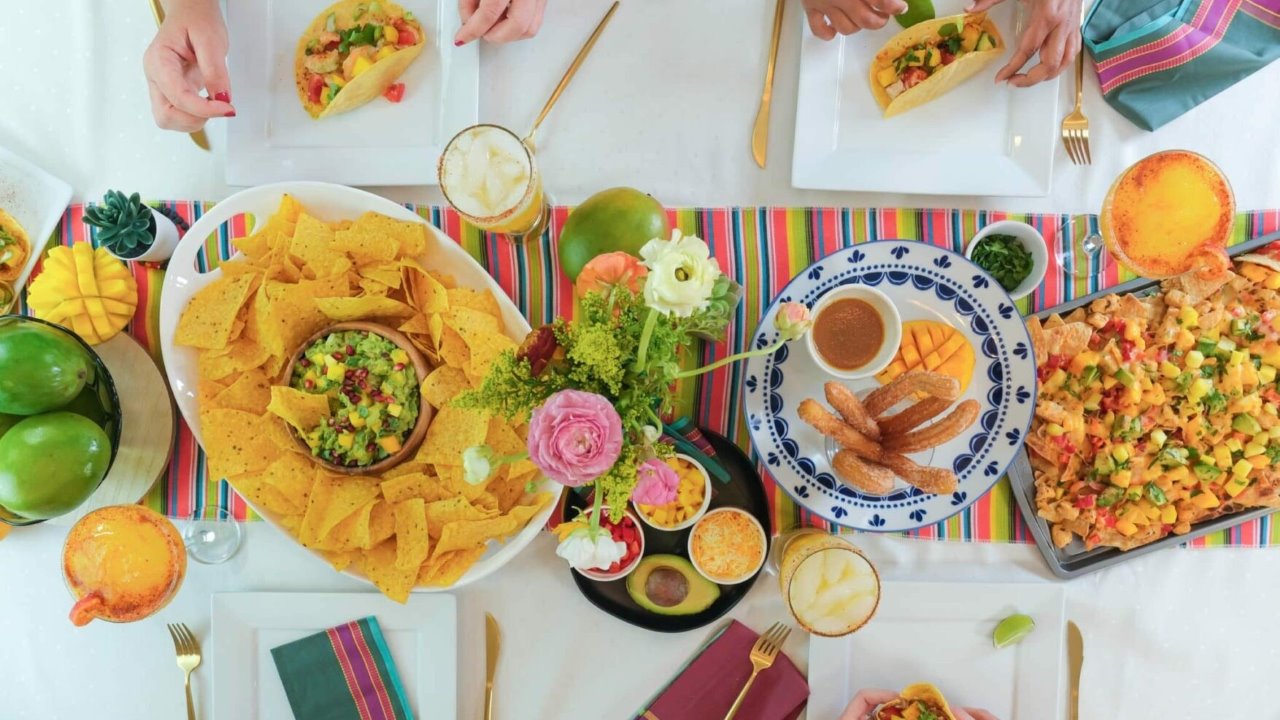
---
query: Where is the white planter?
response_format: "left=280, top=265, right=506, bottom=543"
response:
left=106, top=207, right=180, bottom=263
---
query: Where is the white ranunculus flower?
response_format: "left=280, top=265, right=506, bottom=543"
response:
left=641, top=424, right=661, bottom=443
left=554, top=526, right=627, bottom=571
left=462, top=446, right=493, bottom=485
left=639, top=230, right=721, bottom=317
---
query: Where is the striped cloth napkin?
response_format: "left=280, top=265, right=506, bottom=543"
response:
left=271, top=616, right=413, bottom=720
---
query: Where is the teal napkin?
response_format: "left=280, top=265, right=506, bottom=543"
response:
left=271, top=616, right=414, bottom=720
left=1084, top=0, right=1280, bottom=130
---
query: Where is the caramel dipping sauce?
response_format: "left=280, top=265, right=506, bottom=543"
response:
left=812, top=298, right=885, bottom=370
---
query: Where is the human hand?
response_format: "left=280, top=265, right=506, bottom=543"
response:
left=455, top=0, right=547, bottom=45
left=968, top=0, right=1083, bottom=87
left=802, top=0, right=909, bottom=39
left=142, top=0, right=235, bottom=132
left=838, top=689, right=1002, bottom=720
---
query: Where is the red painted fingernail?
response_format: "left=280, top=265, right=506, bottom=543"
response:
left=454, top=39, right=464, bottom=46
left=214, top=91, right=231, bottom=103
left=225, top=110, right=237, bottom=117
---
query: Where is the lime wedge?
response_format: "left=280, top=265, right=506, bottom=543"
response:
left=993, top=613, right=1035, bottom=648
left=895, top=0, right=936, bottom=28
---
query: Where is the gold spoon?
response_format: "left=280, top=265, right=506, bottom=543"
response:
left=524, top=1, right=621, bottom=152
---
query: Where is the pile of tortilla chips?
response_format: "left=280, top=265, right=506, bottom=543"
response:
left=174, top=195, right=550, bottom=601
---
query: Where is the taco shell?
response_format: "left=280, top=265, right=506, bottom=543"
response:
left=869, top=14, right=1004, bottom=119
left=873, top=682, right=958, bottom=720
left=0, top=209, right=30, bottom=283
left=295, top=0, right=427, bottom=119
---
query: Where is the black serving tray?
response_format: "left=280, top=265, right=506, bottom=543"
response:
left=1007, top=230, right=1280, bottom=578
left=565, top=428, right=772, bottom=632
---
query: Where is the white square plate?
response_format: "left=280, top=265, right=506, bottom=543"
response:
left=807, top=581, right=1065, bottom=719
left=0, top=146, right=72, bottom=295
left=212, top=592, right=457, bottom=720
left=792, top=4, right=1058, bottom=196
left=226, top=0, right=478, bottom=186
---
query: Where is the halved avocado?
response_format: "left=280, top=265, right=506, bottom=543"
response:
left=626, top=554, right=720, bottom=616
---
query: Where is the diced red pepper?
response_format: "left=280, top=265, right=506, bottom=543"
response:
left=1075, top=495, right=1096, bottom=509
left=397, top=28, right=418, bottom=46
left=1088, top=435, right=1107, bottom=453
left=307, top=74, right=325, bottom=104
left=383, top=83, right=405, bottom=103
left=1097, top=508, right=1117, bottom=528
left=940, top=49, right=956, bottom=65
left=1263, top=388, right=1280, bottom=405
left=901, top=67, right=929, bottom=88
left=1120, top=340, right=1138, bottom=361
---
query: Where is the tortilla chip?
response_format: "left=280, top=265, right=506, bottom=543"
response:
left=315, top=296, right=417, bottom=322
left=369, top=500, right=397, bottom=547
left=359, top=262, right=405, bottom=289
left=1042, top=321, right=1093, bottom=357
left=228, top=472, right=304, bottom=516
left=421, top=366, right=472, bottom=409
left=209, top=369, right=272, bottom=414
left=359, top=539, right=417, bottom=603
left=420, top=405, right=489, bottom=465
left=437, top=325, right=470, bottom=369
left=320, top=549, right=358, bottom=572
left=267, top=386, right=332, bottom=431
left=333, top=222, right=399, bottom=265
left=485, top=417, right=526, bottom=457
left=381, top=472, right=449, bottom=504
left=298, top=471, right=382, bottom=548
left=434, top=516, right=516, bottom=556
left=447, top=287, right=502, bottom=318
left=403, top=260, right=450, bottom=313
left=418, top=546, right=486, bottom=587
left=175, top=274, right=258, bottom=349
left=288, top=213, right=336, bottom=276
left=260, top=453, right=317, bottom=510
left=201, top=408, right=280, bottom=477
left=425, top=497, right=496, bottom=530
left=393, top=498, right=430, bottom=570
left=382, top=461, right=431, bottom=480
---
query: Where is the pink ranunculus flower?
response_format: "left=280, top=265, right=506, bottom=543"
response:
left=632, top=458, right=679, bottom=506
left=527, top=389, right=624, bottom=487
left=775, top=301, right=813, bottom=341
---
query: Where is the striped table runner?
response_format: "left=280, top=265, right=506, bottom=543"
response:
left=22, top=204, right=1280, bottom=548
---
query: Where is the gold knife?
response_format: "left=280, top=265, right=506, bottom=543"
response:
left=147, top=0, right=211, bottom=151
left=751, top=0, right=786, bottom=168
left=485, top=612, right=501, bottom=720
left=1067, top=621, right=1084, bottom=720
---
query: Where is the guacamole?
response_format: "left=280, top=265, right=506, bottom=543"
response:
left=290, top=330, right=420, bottom=467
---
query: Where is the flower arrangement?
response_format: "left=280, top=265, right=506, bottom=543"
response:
left=457, top=230, right=812, bottom=571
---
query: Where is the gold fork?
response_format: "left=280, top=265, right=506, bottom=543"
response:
left=1060, top=35, right=1090, bottom=164
left=168, top=623, right=203, bottom=720
left=724, top=622, right=792, bottom=720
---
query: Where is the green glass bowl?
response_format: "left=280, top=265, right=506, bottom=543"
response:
left=0, top=315, right=123, bottom=526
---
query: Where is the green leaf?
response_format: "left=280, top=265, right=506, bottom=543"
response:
left=895, top=0, right=936, bottom=28
left=1145, top=482, right=1168, bottom=506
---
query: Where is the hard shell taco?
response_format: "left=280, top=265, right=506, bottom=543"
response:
left=872, top=683, right=958, bottom=720
left=869, top=14, right=1004, bottom=118
left=295, top=0, right=427, bottom=119
left=0, top=209, right=30, bottom=283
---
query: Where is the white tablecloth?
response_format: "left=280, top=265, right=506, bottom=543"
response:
left=2, top=2, right=1280, bottom=719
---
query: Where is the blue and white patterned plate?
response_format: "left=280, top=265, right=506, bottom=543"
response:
left=742, top=241, right=1037, bottom=532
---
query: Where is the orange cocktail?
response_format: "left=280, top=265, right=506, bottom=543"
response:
left=63, top=505, right=187, bottom=626
left=1100, top=150, right=1234, bottom=279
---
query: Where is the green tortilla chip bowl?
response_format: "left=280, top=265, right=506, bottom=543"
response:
left=280, top=321, right=433, bottom=477
left=0, top=315, right=122, bottom=527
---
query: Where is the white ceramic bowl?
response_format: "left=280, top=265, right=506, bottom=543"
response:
left=687, top=507, right=768, bottom=586
left=965, top=220, right=1049, bottom=301
left=632, top=454, right=713, bottom=532
left=575, top=508, right=646, bottom=582
left=805, top=285, right=902, bottom=380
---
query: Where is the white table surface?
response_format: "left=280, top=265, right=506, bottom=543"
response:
left=2, top=2, right=1280, bottom=719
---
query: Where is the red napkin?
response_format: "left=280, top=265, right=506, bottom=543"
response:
left=635, top=620, right=808, bottom=720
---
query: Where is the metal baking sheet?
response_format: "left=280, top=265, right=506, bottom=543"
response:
left=1008, top=230, right=1280, bottom=578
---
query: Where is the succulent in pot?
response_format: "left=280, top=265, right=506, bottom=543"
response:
left=83, top=191, right=180, bottom=263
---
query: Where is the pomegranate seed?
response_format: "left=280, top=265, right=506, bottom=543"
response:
left=299, top=358, right=311, bottom=368
left=345, top=344, right=356, bottom=355
left=394, top=363, right=405, bottom=371
left=304, top=379, right=315, bottom=389
left=333, top=352, right=345, bottom=361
